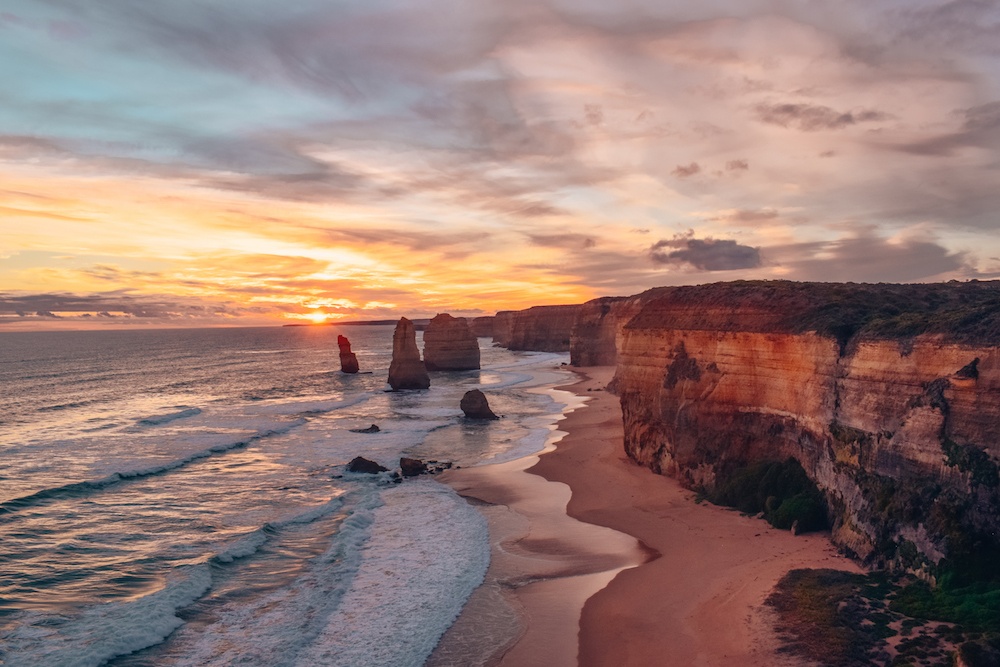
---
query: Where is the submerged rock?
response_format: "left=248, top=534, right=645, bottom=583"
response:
left=349, top=424, right=380, bottom=434
left=338, top=335, right=360, bottom=374
left=387, top=317, right=431, bottom=390
left=460, top=389, right=499, bottom=420
left=423, top=313, right=481, bottom=371
left=347, top=456, right=388, bottom=474
left=400, top=457, right=428, bottom=477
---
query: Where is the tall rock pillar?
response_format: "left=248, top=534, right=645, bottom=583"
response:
left=338, top=335, right=360, bottom=373
left=387, top=317, right=431, bottom=390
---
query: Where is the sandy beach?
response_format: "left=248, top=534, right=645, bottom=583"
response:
left=432, top=366, right=863, bottom=666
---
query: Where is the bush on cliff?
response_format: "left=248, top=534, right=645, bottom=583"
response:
left=710, top=458, right=828, bottom=533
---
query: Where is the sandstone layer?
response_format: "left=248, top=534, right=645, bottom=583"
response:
left=492, top=304, right=581, bottom=352
left=387, top=317, right=430, bottom=390
left=612, top=281, right=1000, bottom=571
left=337, top=334, right=359, bottom=373
left=570, top=288, right=671, bottom=366
left=471, top=316, right=494, bottom=338
left=422, top=313, right=481, bottom=371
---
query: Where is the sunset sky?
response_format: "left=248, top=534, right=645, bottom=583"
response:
left=2, top=0, right=1000, bottom=329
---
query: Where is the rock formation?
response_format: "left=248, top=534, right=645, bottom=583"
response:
left=347, top=456, right=388, bottom=474
left=460, top=389, right=499, bottom=420
left=471, top=316, right=495, bottom=338
left=400, top=457, right=428, bottom=477
left=337, top=335, right=360, bottom=373
left=349, top=424, right=380, bottom=434
left=611, top=280, right=1000, bottom=571
left=387, top=317, right=431, bottom=390
left=422, top=313, right=481, bottom=371
left=570, top=288, right=672, bottom=366
left=491, top=304, right=581, bottom=352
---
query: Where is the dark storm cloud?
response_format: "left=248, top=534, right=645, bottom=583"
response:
left=756, top=104, right=891, bottom=131
left=650, top=236, right=762, bottom=271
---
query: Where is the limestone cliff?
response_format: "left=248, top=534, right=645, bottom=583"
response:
left=423, top=313, right=481, bottom=371
left=492, top=305, right=581, bottom=352
left=570, top=288, right=671, bottom=366
left=612, top=281, right=1000, bottom=570
left=471, top=316, right=494, bottom=338
left=387, top=317, right=430, bottom=390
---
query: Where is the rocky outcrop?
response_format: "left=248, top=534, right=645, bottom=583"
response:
left=347, top=457, right=388, bottom=474
left=338, top=335, right=360, bottom=373
left=422, top=313, right=481, bottom=371
left=570, top=288, right=672, bottom=366
left=387, top=317, right=431, bottom=390
left=612, top=280, right=1000, bottom=571
left=400, top=457, right=428, bottom=477
left=492, top=304, right=581, bottom=352
left=460, top=389, right=499, bottom=420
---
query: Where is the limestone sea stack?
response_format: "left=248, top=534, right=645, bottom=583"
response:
left=460, top=389, right=499, bottom=420
left=337, top=335, right=360, bottom=373
left=387, top=317, right=431, bottom=390
left=423, top=313, right=481, bottom=371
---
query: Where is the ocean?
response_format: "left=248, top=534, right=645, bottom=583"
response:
left=0, top=325, right=574, bottom=666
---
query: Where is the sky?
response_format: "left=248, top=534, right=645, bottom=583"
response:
left=2, top=0, right=1000, bottom=329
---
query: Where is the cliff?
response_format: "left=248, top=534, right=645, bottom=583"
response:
left=570, top=288, right=672, bottom=366
left=387, top=317, right=430, bottom=390
left=612, top=280, right=1000, bottom=571
left=422, top=313, right=481, bottom=371
left=471, top=316, right=494, bottom=338
left=492, top=304, right=581, bottom=352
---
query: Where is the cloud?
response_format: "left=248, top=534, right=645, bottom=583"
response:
left=650, top=234, right=762, bottom=271
left=756, top=103, right=890, bottom=131
left=672, top=162, right=701, bottom=178
left=527, top=233, right=596, bottom=249
left=767, top=229, right=974, bottom=283
left=725, top=159, right=748, bottom=171
left=900, top=100, right=1000, bottom=156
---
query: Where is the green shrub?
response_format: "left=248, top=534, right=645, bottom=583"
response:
left=710, top=458, right=828, bottom=532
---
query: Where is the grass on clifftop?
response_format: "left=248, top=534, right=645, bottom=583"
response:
left=626, top=280, right=1000, bottom=347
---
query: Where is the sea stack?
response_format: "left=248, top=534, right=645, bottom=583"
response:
left=460, top=389, right=499, bottom=420
left=387, top=317, right=431, bottom=390
left=423, top=313, right=481, bottom=371
left=338, top=335, right=360, bottom=374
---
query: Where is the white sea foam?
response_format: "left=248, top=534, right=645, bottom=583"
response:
left=295, top=481, right=490, bottom=667
left=1, top=565, right=212, bottom=667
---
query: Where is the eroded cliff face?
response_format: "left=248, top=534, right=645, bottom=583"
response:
left=613, top=282, right=1000, bottom=570
left=570, top=288, right=671, bottom=366
left=423, top=313, right=480, bottom=371
left=492, top=305, right=581, bottom=352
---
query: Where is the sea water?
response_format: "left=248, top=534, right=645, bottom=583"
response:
left=0, top=325, right=573, bottom=666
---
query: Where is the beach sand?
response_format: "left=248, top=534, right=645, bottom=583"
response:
left=431, top=366, right=862, bottom=666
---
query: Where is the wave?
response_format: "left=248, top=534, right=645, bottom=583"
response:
left=0, top=421, right=305, bottom=516
left=0, top=492, right=366, bottom=667
left=136, top=407, right=203, bottom=427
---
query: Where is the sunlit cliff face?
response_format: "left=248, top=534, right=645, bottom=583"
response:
left=3, top=0, right=1000, bottom=329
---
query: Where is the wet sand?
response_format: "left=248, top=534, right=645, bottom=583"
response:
left=432, top=366, right=861, bottom=666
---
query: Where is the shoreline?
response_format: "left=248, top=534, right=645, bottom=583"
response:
left=433, top=366, right=862, bottom=666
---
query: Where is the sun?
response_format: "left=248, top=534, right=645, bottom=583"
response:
left=307, top=311, right=328, bottom=324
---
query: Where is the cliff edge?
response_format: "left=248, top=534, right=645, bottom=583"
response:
left=613, top=280, right=1000, bottom=572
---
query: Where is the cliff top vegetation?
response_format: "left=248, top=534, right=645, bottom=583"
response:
left=626, top=280, right=1000, bottom=347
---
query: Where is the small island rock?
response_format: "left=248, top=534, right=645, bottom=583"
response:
left=460, top=389, right=499, bottom=420
left=387, top=317, right=431, bottom=390
left=338, top=335, right=360, bottom=374
left=400, top=457, right=428, bottom=477
left=423, top=313, right=481, bottom=371
left=347, top=456, right=388, bottom=474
